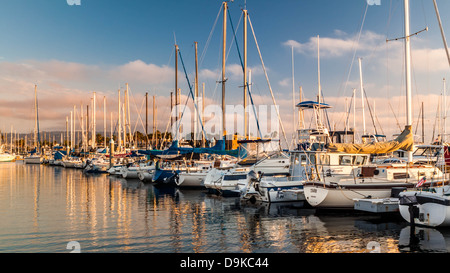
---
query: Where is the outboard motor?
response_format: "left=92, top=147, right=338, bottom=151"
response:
left=248, top=170, right=259, bottom=182
left=399, top=194, right=420, bottom=232
left=391, top=187, right=408, bottom=198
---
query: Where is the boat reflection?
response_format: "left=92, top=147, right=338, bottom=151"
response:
left=399, top=226, right=450, bottom=253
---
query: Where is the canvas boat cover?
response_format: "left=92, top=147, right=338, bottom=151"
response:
left=327, top=126, right=413, bottom=154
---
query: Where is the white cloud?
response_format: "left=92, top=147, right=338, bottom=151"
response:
left=284, top=30, right=386, bottom=58
left=110, top=60, right=173, bottom=84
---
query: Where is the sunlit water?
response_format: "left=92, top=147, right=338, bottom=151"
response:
left=0, top=161, right=448, bottom=253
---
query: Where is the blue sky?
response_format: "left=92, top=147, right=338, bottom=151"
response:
left=1, top=0, right=450, bottom=144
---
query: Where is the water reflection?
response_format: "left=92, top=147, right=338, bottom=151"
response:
left=2, top=162, right=450, bottom=253
left=398, top=226, right=450, bottom=253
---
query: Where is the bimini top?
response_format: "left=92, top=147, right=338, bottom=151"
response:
left=296, top=101, right=332, bottom=109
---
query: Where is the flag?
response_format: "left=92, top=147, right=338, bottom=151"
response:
left=416, top=177, right=426, bottom=188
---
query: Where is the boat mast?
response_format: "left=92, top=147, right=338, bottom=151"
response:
left=153, top=95, right=157, bottom=147
left=103, top=96, right=106, bottom=148
left=145, top=92, right=148, bottom=149
left=358, top=57, right=367, bottom=136
left=93, top=92, right=96, bottom=149
left=118, top=89, right=122, bottom=151
left=202, top=82, right=206, bottom=148
left=34, top=84, right=38, bottom=148
left=404, top=0, right=413, bottom=163
left=317, top=35, right=321, bottom=125
left=175, top=44, right=179, bottom=142
left=195, top=41, right=199, bottom=144
left=243, top=8, right=249, bottom=140
left=126, top=84, right=132, bottom=147
left=292, top=46, right=296, bottom=146
left=222, top=1, right=228, bottom=140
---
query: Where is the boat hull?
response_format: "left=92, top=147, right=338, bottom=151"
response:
left=304, top=182, right=414, bottom=209
left=138, top=170, right=153, bottom=182
left=399, top=191, right=450, bottom=227
left=0, top=154, right=15, bottom=162
left=24, top=156, right=43, bottom=164
left=259, top=180, right=305, bottom=203
left=176, top=172, right=207, bottom=188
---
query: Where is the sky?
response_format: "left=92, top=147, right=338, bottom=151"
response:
left=1, top=0, right=450, bottom=147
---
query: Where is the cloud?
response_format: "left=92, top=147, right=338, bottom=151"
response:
left=284, top=30, right=386, bottom=58
left=110, top=60, right=173, bottom=84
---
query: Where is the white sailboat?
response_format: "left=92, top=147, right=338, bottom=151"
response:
left=397, top=0, right=450, bottom=228
left=176, top=158, right=236, bottom=188
left=121, top=161, right=155, bottom=179
left=204, top=148, right=290, bottom=196
left=303, top=0, right=445, bottom=209
left=0, top=152, right=15, bottom=162
left=0, top=145, right=15, bottom=162
left=24, top=85, right=43, bottom=165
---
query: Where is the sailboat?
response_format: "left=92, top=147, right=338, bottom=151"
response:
left=398, top=0, right=450, bottom=227
left=24, top=85, right=43, bottom=165
left=302, top=0, right=445, bottom=209
left=0, top=147, right=15, bottom=162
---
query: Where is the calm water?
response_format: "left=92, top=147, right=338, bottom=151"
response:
left=1, top=161, right=449, bottom=254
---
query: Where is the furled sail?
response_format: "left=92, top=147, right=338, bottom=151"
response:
left=327, top=126, right=413, bottom=154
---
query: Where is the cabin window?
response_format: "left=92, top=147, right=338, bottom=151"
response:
left=300, top=155, right=308, bottom=165
left=393, top=173, right=410, bottom=179
left=354, top=156, right=366, bottom=166
left=320, top=155, right=330, bottom=165
left=223, top=174, right=247, bottom=181
left=310, top=154, right=316, bottom=165
left=339, top=155, right=353, bottom=165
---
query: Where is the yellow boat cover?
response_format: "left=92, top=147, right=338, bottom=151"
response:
left=327, top=126, right=413, bottom=154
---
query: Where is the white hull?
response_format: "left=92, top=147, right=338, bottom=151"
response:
left=138, top=170, right=153, bottom=182
left=399, top=189, right=450, bottom=227
left=62, top=161, right=79, bottom=168
left=205, top=168, right=250, bottom=195
left=24, top=156, right=43, bottom=164
left=122, top=165, right=154, bottom=179
left=0, top=154, right=15, bottom=162
left=304, top=182, right=413, bottom=209
left=241, top=176, right=305, bottom=203
left=258, top=179, right=305, bottom=203
left=177, top=172, right=207, bottom=188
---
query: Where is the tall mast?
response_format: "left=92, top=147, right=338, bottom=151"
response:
left=74, top=105, right=76, bottom=149
left=433, top=0, right=450, bottom=68
left=202, top=82, right=206, bottom=148
left=103, top=96, right=106, bottom=148
left=359, top=57, right=366, bottom=136
left=81, top=102, right=84, bottom=151
left=145, top=92, right=148, bottom=149
left=66, top=116, right=69, bottom=153
left=195, top=41, right=199, bottom=144
left=222, top=1, right=228, bottom=140
left=86, top=105, right=89, bottom=149
left=118, top=89, right=122, bottom=151
left=243, top=8, right=249, bottom=140
left=70, top=110, right=73, bottom=150
left=126, top=84, right=132, bottom=147
left=122, top=103, right=126, bottom=148
left=317, top=35, right=322, bottom=128
left=34, top=85, right=38, bottom=148
left=292, top=46, right=296, bottom=145
left=153, top=95, right=157, bottom=147
left=444, top=78, right=447, bottom=143
left=404, top=0, right=413, bottom=162
left=175, top=45, right=179, bottom=141
left=92, top=92, right=96, bottom=149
